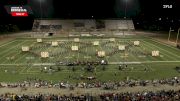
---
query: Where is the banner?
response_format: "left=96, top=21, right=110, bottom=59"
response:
left=4, top=5, right=33, bottom=17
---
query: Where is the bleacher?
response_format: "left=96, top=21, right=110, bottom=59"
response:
left=32, top=19, right=135, bottom=36
left=105, top=20, right=134, bottom=30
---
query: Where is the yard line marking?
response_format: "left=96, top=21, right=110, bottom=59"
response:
left=0, top=41, right=20, bottom=56
left=67, top=42, right=71, bottom=63
left=19, top=66, right=28, bottom=74
left=114, top=40, right=127, bottom=63
left=142, top=61, right=180, bottom=63
left=143, top=40, right=172, bottom=60
left=100, top=40, right=109, bottom=62
left=85, top=42, right=88, bottom=61
left=110, top=61, right=180, bottom=64
left=13, top=41, right=36, bottom=64
left=0, top=40, right=16, bottom=48
left=126, top=40, right=141, bottom=62
left=143, top=40, right=179, bottom=60
left=77, top=42, right=80, bottom=61
left=141, top=40, right=171, bottom=61
left=0, top=40, right=29, bottom=62
left=1, top=60, right=180, bottom=66
left=146, top=36, right=180, bottom=51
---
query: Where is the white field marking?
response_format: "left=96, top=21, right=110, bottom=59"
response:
left=125, top=41, right=140, bottom=62
left=167, top=40, right=176, bottom=44
left=148, top=38, right=180, bottom=54
left=0, top=64, right=26, bottom=66
left=142, top=40, right=173, bottom=61
left=85, top=43, right=88, bottom=61
left=120, top=56, right=128, bottom=58
left=133, top=43, right=146, bottom=59
left=26, top=65, right=31, bottom=73
left=100, top=40, right=109, bottom=62
left=0, top=41, right=21, bottom=56
left=19, top=66, right=28, bottom=74
left=2, top=51, right=22, bottom=64
left=25, top=65, right=32, bottom=73
left=77, top=43, right=80, bottom=61
left=138, top=55, right=146, bottom=58
left=138, top=41, right=158, bottom=61
left=93, top=42, right=100, bottom=61
left=107, top=41, right=120, bottom=63
left=160, top=55, right=164, bottom=57
left=143, top=40, right=179, bottom=60
left=146, top=36, right=180, bottom=52
left=109, top=62, right=142, bottom=65
left=0, top=40, right=16, bottom=48
left=20, top=72, right=39, bottom=74
left=109, top=61, right=180, bottom=64
left=26, top=66, right=40, bottom=73
left=19, top=70, right=152, bottom=73
left=67, top=43, right=71, bottom=63
left=142, top=61, right=180, bottom=63
left=34, top=42, right=50, bottom=63
left=84, top=56, right=91, bottom=58
left=12, top=41, right=36, bottom=64
left=59, top=47, right=66, bottom=61
left=33, top=63, right=55, bottom=66
left=0, top=40, right=29, bottom=62
left=65, top=57, right=72, bottom=58
left=1, top=60, right=180, bottom=66
left=52, top=45, right=61, bottom=61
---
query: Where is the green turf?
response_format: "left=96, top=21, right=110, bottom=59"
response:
left=0, top=36, right=180, bottom=83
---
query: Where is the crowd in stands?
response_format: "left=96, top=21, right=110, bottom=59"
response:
left=0, top=77, right=180, bottom=90
left=0, top=90, right=180, bottom=100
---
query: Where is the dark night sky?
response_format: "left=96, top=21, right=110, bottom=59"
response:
left=0, top=0, right=179, bottom=30
left=28, top=0, right=179, bottom=18
left=0, top=0, right=179, bottom=18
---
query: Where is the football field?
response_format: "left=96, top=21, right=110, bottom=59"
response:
left=0, top=36, right=180, bottom=82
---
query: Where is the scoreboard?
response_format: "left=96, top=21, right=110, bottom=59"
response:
left=4, top=5, right=33, bottom=17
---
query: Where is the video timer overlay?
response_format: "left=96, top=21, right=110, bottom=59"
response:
left=4, top=5, right=33, bottom=17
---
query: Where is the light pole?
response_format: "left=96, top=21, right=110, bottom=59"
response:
left=39, top=0, right=42, bottom=19
left=124, top=0, right=127, bottom=19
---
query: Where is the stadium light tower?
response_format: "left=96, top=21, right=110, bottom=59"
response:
left=124, top=0, right=128, bottom=19
left=35, top=0, right=45, bottom=18
left=39, top=0, right=43, bottom=19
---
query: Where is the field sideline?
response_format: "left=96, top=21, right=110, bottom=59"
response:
left=0, top=36, right=180, bottom=82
